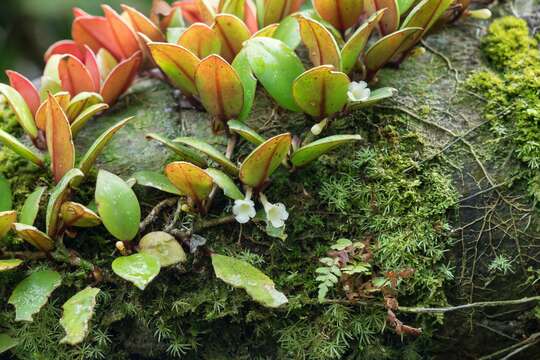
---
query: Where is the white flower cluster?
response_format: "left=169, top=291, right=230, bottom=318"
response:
left=232, top=191, right=289, bottom=228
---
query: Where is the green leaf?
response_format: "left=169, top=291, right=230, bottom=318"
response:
left=166, top=27, right=185, bottom=44
left=0, top=174, right=12, bottom=211
left=0, top=129, right=44, bottom=167
left=139, top=231, right=186, bottom=267
left=402, top=0, right=453, bottom=36
left=0, top=211, right=16, bottom=239
left=146, top=133, right=208, bottom=168
left=397, top=0, right=417, bottom=14
left=70, top=103, right=109, bottom=136
left=8, top=270, right=62, bottom=321
left=59, top=287, right=100, bottom=345
left=66, top=92, right=103, bottom=120
left=165, top=161, right=214, bottom=207
left=0, top=334, right=18, bottom=354
left=239, top=133, right=291, bottom=188
left=244, top=38, right=304, bottom=111
left=61, top=202, right=101, bottom=227
left=349, top=87, right=397, bottom=109
left=13, top=223, right=55, bottom=251
left=131, top=171, right=182, bottom=195
left=273, top=15, right=301, bottom=50
left=205, top=168, right=244, bottom=200
left=364, top=0, right=399, bottom=36
left=291, top=134, right=362, bottom=167
left=173, top=137, right=238, bottom=176
left=0, top=84, right=37, bottom=139
left=296, top=15, right=341, bottom=69
left=46, top=168, right=84, bottom=238
left=96, top=170, right=141, bottom=241
left=112, top=253, right=160, bottom=290
left=227, top=120, right=265, bottom=145
left=0, top=259, right=23, bottom=271
left=211, top=254, right=288, bottom=308
left=20, top=187, right=46, bottom=225
left=231, top=49, right=257, bottom=122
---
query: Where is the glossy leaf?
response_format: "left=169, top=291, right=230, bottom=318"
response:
left=139, top=231, right=186, bottom=267
left=45, top=93, right=75, bottom=183
left=146, top=133, right=208, bottom=167
left=292, top=65, right=350, bottom=118
left=195, top=55, right=244, bottom=121
left=402, top=0, right=453, bottom=36
left=178, top=23, right=221, bottom=59
left=83, top=45, right=101, bottom=91
left=231, top=50, right=256, bottom=121
left=96, top=170, right=141, bottom=241
left=132, top=171, right=182, bottom=195
left=0, top=175, right=11, bottom=211
left=101, top=51, right=142, bottom=105
left=349, top=87, right=397, bottom=108
left=221, top=0, right=245, bottom=19
left=291, top=134, right=362, bottom=167
left=61, top=201, right=101, bottom=227
left=252, top=23, right=279, bottom=37
left=0, top=259, right=23, bottom=272
left=112, top=253, right=160, bottom=290
left=44, top=40, right=84, bottom=62
left=364, top=0, right=399, bottom=36
left=227, top=119, right=265, bottom=145
left=59, top=287, right=100, bottom=345
left=173, top=136, right=238, bottom=176
left=239, top=133, right=291, bottom=188
left=0, top=129, right=44, bottom=167
left=296, top=16, right=341, bottom=69
left=312, top=0, right=363, bottom=31
left=165, top=161, right=214, bottom=206
left=66, top=92, right=103, bottom=120
left=96, top=48, right=118, bottom=81
left=72, top=16, right=123, bottom=60
left=0, top=211, right=17, bottom=239
left=273, top=15, right=301, bottom=50
left=211, top=254, right=288, bottom=307
left=35, top=91, right=71, bottom=130
left=71, top=103, right=109, bottom=136
left=8, top=270, right=61, bottom=321
left=0, top=334, right=18, bottom=354
left=46, top=168, right=84, bottom=238
left=195, top=0, right=216, bottom=24
left=212, top=14, right=251, bottom=62
left=41, top=55, right=62, bottom=98
left=0, top=84, right=37, bottom=139
left=102, top=5, right=141, bottom=59
left=148, top=42, right=199, bottom=96
left=341, top=9, right=385, bottom=74
left=13, top=223, right=54, bottom=251
left=6, top=70, right=40, bottom=116
left=122, top=4, right=165, bottom=41
left=78, top=117, right=134, bottom=177
left=205, top=168, right=244, bottom=200
left=244, top=38, right=304, bottom=111
left=20, top=187, right=46, bottom=225
left=58, top=55, right=97, bottom=96
left=398, top=0, right=418, bottom=14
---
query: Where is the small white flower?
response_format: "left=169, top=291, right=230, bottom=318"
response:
left=260, top=193, right=289, bottom=228
left=347, top=81, right=371, bottom=102
left=232, top=198, right=256, bottom=224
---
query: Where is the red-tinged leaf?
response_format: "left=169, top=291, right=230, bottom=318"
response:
left=172, top=0, right=204, bottom=23
left=102, top=5, right=141, bottom=59
left=165, top=161, right=214, bottom=208
left=0, top=84, right=37, bottom=139
left=151, top=0, right=172, bottom=25
left=195, top=0, right=216, bottom=23
left=58, top=55, right=97, bottom=96
left=364, top=0, right=399, bottom=36
left=83, top=46, right=101, bottom=91
left=44, top=40, right=84, bottom=62
left=212, top=14, right=251, bottom=62
left=6, top=70, right=40, bottom=116
left=96, top=48, right=118, bottom=81
left=101, top=51, right=142, bottom=105
left=195, top=55, right=244, bottom=121
left=45, top=93, right=75, bottom=183
left=292, top=65, right=350, bottom=118
left=35, top=92, right=71, bottom=130
left=148, top=42, right=199, bottom=96
left=402, top=0, right=453, bottom=37
left=73, top=7, right=90, bottom=18
left=72, top=16, right=124, bottom=61
left=290, top=0, right=305, bottom=12
left=244, top=0, right=258, bottom=33
left=178, top=23, right=221, bottom=59
left=312, top=0, right=363, bottom=31
left=121, top=4, right=165, bottom=42
left=296, top=16, right=341, bottom=69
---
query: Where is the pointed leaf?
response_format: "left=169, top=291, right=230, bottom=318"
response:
left=8, top=270, right=61, bottom=321
left=66, top=92, right=103, bottom=120
left=0, top=130, right=44, bottom=167
left=101, top=51, right=142, bottom=105
left=44, top=40, right=84, bottom=62
left=6, top=70, right=40, bottom=116
left=227, top=119, right=265, bottom=145
left=13, top=223, right=54, bottom=252
left=46, top=168, right=84, bottom=238
left=195, top=0, right=217, bottom=24
left=174, top=136, right=238, bottom=176
left=61, top=202, right=101, bottom=228
left=312, top=0, right=363, bottom=31
left=239, top=133, right=291, bottom=188
left=139, top=231, right=186, bottom=267
left=260, top=0, right=294, bottom=26
left=96, top=48, right=118, bottom=81
left=0, top=259, right=23, bottom=272
left=252, top=23, right=279, bottom=38
left=20, top=187, right=46, bottom=225
left=35, top=91, right=71, bottom=130
left=102, top=5, right=141, bottom=59
left=148, top=42, right=199, bottom=96
left=231, top=50, right=256, bottom=121
left=112, top=253, right=160, bottom=290
left=244, top=38, right=304, bottom=111
left=211, top=254, right=288, bottom=307
left=72, top=16, right=124, bottom=60
left=178, top=23, right=221, bottom=59
left=58, top=55, right=97, bottom=96
left=71, top=103, right=109, bottom=136
left=205, top=168, right=243, bottom=200
left=96, top=170, right=141, bottom=241
left=132, top=171, right=182, bottom=195
left=59, top=287, right=100, bottom=345
left=291, top=134, right=362, bottom=167
left=341, top=9, right=385, bottom=74
left=165, top=161, right=214, bottom=205
left=0, top=333, right=18, bottom=354
left=221, top=0, right=245, bottom=19
left=195, top=55, right=244, bottom=121
left=349, top=87, right=397, bottom=108
left=273, top=15, right=301, bottom=50
left=296, top=16, right=341, bottom=69
left=0, top=175, right=12, bottom=211
left=402, top=0, right=453, bottom=36
left=212, top=14, right=251, bottom=62
left=0, top=211, right=17, bottom=239
left=398, top=0, right=418, bottom=14
left=146, top=133, right=208, bottom=167
left=0, top=84, right=37, bottom=139
left=364, top=0, right=399, bottom=36
left=83, top=46, right=101, bottom=91
left=122, top=4, right=165, bottom=42
left=292, top=65, right=350, bottom=118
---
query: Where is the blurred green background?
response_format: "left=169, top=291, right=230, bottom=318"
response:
left=0, top=0, right=152, bottom=82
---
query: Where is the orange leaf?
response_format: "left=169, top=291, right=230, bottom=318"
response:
left=121, top=4, right=165, bottom=42
left=102, top=5, right=141, bottom=60
left=195, top=0, right=217, bottom=24
left=83, top=46, right=101, bottom=91
left=364, top=0, right=399, bottom=36
left=296, top=16, right=341, bottom=69
left=72, top=15, right=124, bottom=61
left=178, top=23, right=221, bottom=59
left=101, top=51, right=142, bottom=105
left=244, top=0, right=258, bottom=33
left=172, top=0, right=204, bottom=23
left=72, top=7, right=90, bottom=18
left=36, top=92, right=71, bottom=130
left=44, top=40, right=84, bottom=62
left=58, top=55, right=97, bottom=96
left=212, top=14, right=251, bottom=62
left=165, top=161, right=213, bottom=208
left=312, top=0, right=362, bottom=31
left=45, top=93, right=75, bottom=183
left=6, top=70, right=40, bottom=116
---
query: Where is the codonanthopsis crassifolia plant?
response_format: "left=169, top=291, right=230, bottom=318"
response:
left=0, top=0, right=490, bottom=346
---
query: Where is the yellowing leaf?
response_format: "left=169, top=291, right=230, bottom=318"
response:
left=59, top=287, right=100, bottom=345
left=178, top=23, right=221, bottom=59
left=61, top=201, right=101, bottom=227
left=0, top=259, right=23, bottom=271
left=402, top=0, right=453, bottom=37
left=46, top=168, right=84, bottom=238
left=65, top=92, right=103, bottom=121
left=212, top=14, right=251, bottom=62
left=0, top=84, right=37, bottom=139
left=13, top=223, right=55, bottom=252
left=165, top=161, right=214, bottom=207
left=259, top=0, right=296, bottom=26
left=121, top=4, right=165, bottom=42
left=252, top=23, right=279, bottom=38
left=296, top=16, right=341, bottom=69
left=139, top=232, right=186, bottom=267
left=312, top=0, right=363, bottom=31
left=0, top=211, right=17, bottom=239
left=35, top=91, right=71, bottom=130
left=195, top=0, right=217, bottom=24
left=364, top=0, right=399, bottom=36
left=71, top=103, right=109, bottom=136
